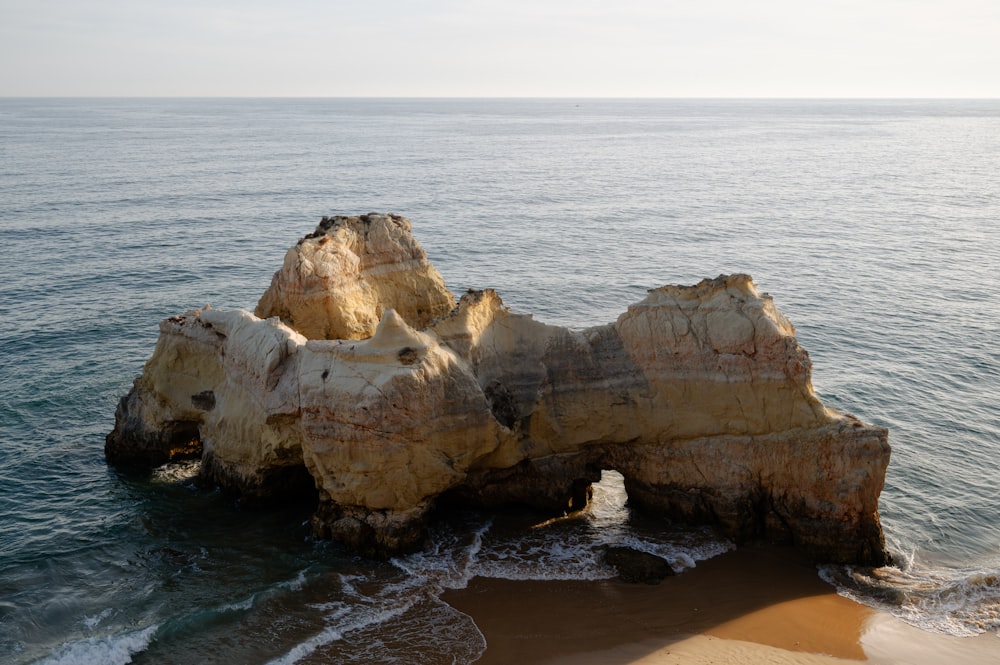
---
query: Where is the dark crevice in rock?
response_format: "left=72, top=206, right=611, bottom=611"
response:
left=483, top=380, right=518, bottom=429
left=190, top=390, right=216, bottom=411
left=197, top=454, right=319, bottom=510
left=397, top=346, right=419, bottom=365
left=105, top=386, right=203, bottom=467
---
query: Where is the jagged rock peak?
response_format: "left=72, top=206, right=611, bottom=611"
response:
left=254, top=213, right=455, bottom=341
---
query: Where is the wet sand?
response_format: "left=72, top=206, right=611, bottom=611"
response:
left=441, top=544, right=997, bottom=664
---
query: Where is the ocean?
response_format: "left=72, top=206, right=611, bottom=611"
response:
left=1, top=98, right=998, bottom=663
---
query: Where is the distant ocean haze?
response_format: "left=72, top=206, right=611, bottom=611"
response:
left=1, top=98, right=998, bottom=663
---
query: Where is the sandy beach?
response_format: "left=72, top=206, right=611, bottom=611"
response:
left=442, top=545, right=997, bottom=664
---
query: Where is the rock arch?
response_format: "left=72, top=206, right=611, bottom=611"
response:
left=107, top=214, right=890, bottom=564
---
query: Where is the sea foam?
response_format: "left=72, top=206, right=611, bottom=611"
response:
left=35, top=625, right=158, bottom=665
left=820, top=559, right=1000, bottom=637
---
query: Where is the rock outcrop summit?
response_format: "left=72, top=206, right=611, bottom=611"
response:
left=107, top=213, right=891, bottom=564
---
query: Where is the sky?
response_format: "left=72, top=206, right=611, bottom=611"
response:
left=2, top=0, right=998, bottom=97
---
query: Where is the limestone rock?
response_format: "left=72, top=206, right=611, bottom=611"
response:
left=105, top=307, right=311, bottom=501
left=254, top=213, right=455, bottom=340
left=107, top=214, right=891, bottom=564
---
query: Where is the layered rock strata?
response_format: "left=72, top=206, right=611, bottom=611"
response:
left=107, top=213, right=891, bottom=564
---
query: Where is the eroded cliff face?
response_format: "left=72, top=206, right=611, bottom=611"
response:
left=254, top=213, right=454, bottom=340
left=106, top=213, right=891, bottom=563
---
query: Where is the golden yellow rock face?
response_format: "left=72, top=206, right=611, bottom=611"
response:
left=254, top=213, right=455, bottom=340
left=107, top=215, right=890, bottom=563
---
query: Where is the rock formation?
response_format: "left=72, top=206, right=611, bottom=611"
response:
left=106, top=213, right=891, bottom=564
left=603, top=546, right=676, bottom=584
left=255, top=214, right=454, bottom=340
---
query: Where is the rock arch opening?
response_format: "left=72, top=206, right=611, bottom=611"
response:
left=587, top=469, right=630, bottom=523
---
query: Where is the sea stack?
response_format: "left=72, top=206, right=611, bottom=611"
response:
left=106, top=213, right=891, bottom=564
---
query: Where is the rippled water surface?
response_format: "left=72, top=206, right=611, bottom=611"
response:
left=1, top=98, right=998, bottom=662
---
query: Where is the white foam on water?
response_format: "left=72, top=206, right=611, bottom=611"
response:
left=265, top=620, right=364, bottom=664
left=217, top=595, right=256, bottom=613
left=149, top=460, right=201, bottom=485
left=266, top=472, right=737, bottom=665
left=266, top=600, right=416, bottom=665
left=271, top=524, right=495, bottom=665
left=464, top=471, right=735, bottom=582
left=391, top=518, right=493, bottom=591
left=467, top=524, right=734, bottom=582
left=341, top=597, right=486, bottom=665
left=267, top=571, right=435, bottom=665
left=308, top=573, right=368, bottom=613
left=216, top=566, right=315, bottom=614
left=606, top=531, right=735, bottom=572
left=276, top=567, right=309, bottom=592
left=34, top=625, right=158, bottom=665
left=80, top=608, right=114, bottom=631
left=470, top=529, right=615, bottom=581
left=819, top=558, right=1000, bottom=637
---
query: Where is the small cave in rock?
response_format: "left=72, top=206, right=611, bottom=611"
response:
left=196, top=452, right=320, bottom=511
left=163, top=419, right=203, bottom=462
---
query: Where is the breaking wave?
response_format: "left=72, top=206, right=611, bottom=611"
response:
left=34, top=625, right=159, bottom=665
left=820, top=553, right=1000, bottom=637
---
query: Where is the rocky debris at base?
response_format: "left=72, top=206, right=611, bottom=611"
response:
left=603, top=546, right=676, bottom=584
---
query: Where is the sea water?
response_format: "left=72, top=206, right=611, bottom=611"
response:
left=1, top=98, right=998, bottom=663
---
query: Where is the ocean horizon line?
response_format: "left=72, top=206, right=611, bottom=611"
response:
left=2, top=95, right=999, bottom=101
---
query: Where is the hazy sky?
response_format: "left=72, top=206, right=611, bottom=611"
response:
left=2, top=0, right=998, bottom=97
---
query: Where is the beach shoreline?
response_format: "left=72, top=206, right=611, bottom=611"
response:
left=441, top=544, right=997, bottom=665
